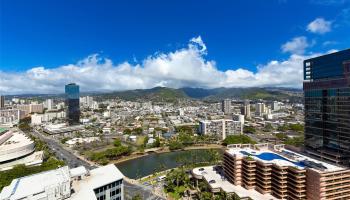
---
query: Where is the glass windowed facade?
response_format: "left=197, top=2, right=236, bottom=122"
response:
left=93, top=180, right=123, bottom=200
left=65, top=83, right=80, bottom=125
left=303, top=49, right=350, bottom=166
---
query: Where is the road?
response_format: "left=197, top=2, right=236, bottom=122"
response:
left=29, top=129, right=165, bottom=199
left=30, top=129, right=95, bottom=170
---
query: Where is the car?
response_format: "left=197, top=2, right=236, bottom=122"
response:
left=157, top=175, right=166, bottom=182
left=209, top=180, right=216, bottom=184
left=198, top=168, right=205, bottom=171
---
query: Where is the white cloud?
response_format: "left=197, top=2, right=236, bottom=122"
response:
left=0, top=36, right=325, bottom=94
left=307, top=18, right=332, bottom=34
left=322, top=40, right=338, bottom=46
left=189, top=36, right=207, bottom=54
left=281, top=36, right=309, bottom=54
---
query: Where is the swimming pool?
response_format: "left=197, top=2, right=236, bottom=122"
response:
left=240, top=151, right=305, bottom=167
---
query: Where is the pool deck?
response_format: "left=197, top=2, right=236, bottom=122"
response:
left=226, top=147, right=344, bottom=172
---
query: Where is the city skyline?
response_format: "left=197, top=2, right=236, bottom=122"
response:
left=1, top=0, right=350, bottom=94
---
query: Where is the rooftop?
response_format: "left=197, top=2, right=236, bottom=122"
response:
left=226, top=144, right=345, bottom=172
left=0, top=131, right=33, bottom=152
left=192, top=166, right=277, bottom=200
left=70, top=164, right=124, bottom=200
left=0, top=151, right=44, bottom=171
left=0, top=166, right=70, bottom=200
left=0, top=164, right=125, bottom=200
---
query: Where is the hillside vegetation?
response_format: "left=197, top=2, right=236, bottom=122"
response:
left=99, top=87, right=302, bottom=102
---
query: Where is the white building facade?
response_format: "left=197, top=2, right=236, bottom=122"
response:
left=199, top=119, right=242, bottom=140
left=0, top=164, right=124, bottom=200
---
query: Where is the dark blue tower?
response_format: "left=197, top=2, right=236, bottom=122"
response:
left=65, top=83, right=80, bottom=125
left=304, top=49, right=350, bottom=166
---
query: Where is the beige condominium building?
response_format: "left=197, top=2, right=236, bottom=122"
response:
left=223, top=143, right=350, bottom=200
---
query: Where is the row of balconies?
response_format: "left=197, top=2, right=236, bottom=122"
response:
left=325, top=191, right=350, bottom=200
left=325, top=181, right=350, bottom=191
left=222, top=154, right=350, bottom=200
left=324, top=187, right=350, bottom=197
left=271, top=191, right=288, bottom=199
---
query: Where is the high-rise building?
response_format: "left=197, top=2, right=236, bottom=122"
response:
left=221, top=99, right=231, bottom=114
left=241, top=100, right=251, bottom=119
left=44, top=99, right=54, bottom=110
left=271, top=101, right=280, bottom=111
left=255, top=102, right=265, bottom=117
left=199, top=119, right=242, bottom=140
left=65, top=83, right=80, bottom=125
left=0, top=95, right=5, bottom=109
left=220, top=144, right=350, bottom=200
left=304, top=49, right=350, bottom=166
left=80, top=96, right=94, bottom=108
left=17, top=104, right=44, bottom=115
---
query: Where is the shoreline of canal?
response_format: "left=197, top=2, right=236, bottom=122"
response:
left=112, top=144, right=224, bottom=164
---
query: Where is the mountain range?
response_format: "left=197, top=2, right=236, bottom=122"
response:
left=102, top=87, right=303, bottom=102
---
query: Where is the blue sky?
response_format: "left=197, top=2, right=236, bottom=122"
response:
left=0, top=0, right=349, bottom=94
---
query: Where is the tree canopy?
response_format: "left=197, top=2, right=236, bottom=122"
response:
left=223, top=135, right=256, bottom=145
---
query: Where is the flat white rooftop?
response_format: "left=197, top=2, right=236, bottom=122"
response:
left=192, top=166, right=277, bottom=200
left=70, top=164, right=124, bottom=200
left=0, top=131, right=33, bottom=151
left=226, top=145, right=345, bottom=172
left=44, top=123, right=85, bottom=134
left=0, top=151, right=44, bottom=171
left=0, top=166, right=70, bottom=200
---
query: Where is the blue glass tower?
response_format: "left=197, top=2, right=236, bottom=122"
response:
left=65, top=83, right=80, bottom=125
left=304, top=49, right=350, bottom=166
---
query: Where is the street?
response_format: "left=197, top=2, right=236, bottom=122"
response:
left=29, top=129, right=165, bottom=200
left=30, top=129, right=95, bottom=170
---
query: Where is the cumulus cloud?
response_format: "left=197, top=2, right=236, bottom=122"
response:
left=307, top=18, right=332, bottom=34
left=281, top=36, right=310, bottom=54
left=0, top=36, right=325, bottom=94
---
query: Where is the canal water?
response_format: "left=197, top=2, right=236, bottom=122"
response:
left=115, top=149, right=222, bottom=179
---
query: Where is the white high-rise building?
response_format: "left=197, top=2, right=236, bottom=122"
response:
left=271, top=101, right=280, bottom=111
left=255, top=103, right=266, bottom=117
left=178, top=108, right=184, bottom=116
left=80, top=96, right=94, bottom=108
left=44, top=99, right=54, bottom=110
left=17, top=104, right=44, bottom=115
left=0, top=109, right=25, bottom=125
left=199, top=119, right=242, bottom=140
left=241, top=100, right=251, bottom=119
left=222, top=99, right=231, bottom=114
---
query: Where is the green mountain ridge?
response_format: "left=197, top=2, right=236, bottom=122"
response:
left=103, top=87, right=302, bottom=102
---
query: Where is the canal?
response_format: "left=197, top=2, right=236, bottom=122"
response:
left=115, top=149, right=223, bottom=179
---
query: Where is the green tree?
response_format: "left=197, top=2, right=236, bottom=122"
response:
left=133, top=127, right=143, bottom=135
left=168, top=140, right=184, bottom=150
left=143, top=136, right=149, bottom=147
left=132, top=194, right=142, bottom=200
left=222, top=135, right=256, bottom=145
left=275, top=133, right=288, bottom=140
left=289, top=124, right=304, bottom=132
left=123, top=128, right=132, bottom=135
left=178, top=133, right=193, bottom=146
left=285, top=135, right=304, bottom=147
left=243, top=126, right=256, bottom=134
left=18, top=117, right=32, bottom=132
left=152, top=137, right=160, bottom=147
left=200, top=192, right=213, bottom=200
left=113, top=138, right=122, bottom=147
